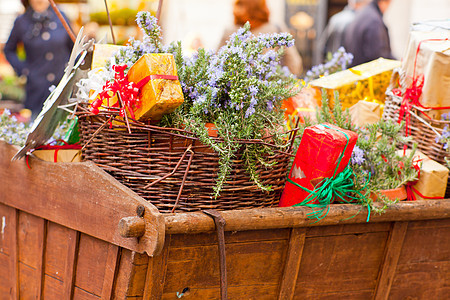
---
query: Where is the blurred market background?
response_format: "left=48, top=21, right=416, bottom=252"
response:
left=0, top=0, right=449, bottom=120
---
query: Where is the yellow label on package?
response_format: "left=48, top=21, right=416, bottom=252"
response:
left=127, top=53, right=184, bottom=121
left=310, top=58, right=401, bottom=109
left=33, top=149, right=81, bottom=163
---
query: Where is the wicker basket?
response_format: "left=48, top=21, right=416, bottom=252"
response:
left=76, top=106, right=293, bottom=213
left=383, top=90, right=450, bottom=198
left=382, top=89, right=449, bottom=165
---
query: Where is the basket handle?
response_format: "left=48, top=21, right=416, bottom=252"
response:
left=144, top=145, right=193, bottom=189
left=171, top=150, right=195, bottom=213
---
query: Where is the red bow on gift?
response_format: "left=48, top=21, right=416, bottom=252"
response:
left=396, top=38, right=449, bottom=136
left=89, top=64, right=150, bottom=119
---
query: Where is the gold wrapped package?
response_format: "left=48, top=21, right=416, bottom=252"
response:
left=126, top=53, right=184, bottom=121
left=310, top=58, right=401, bottom=109
left=397, top=150, right=449, bottom=200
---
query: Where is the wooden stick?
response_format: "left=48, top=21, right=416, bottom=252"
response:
left=48, top=0, right=76, bottom=43
left=103, top=0, right=116, bottom=44
left=116, top=93, right=131, bottom=134
left=156, top=0, right=164, bottom=25
left=164, top=200, right=450, bottom=234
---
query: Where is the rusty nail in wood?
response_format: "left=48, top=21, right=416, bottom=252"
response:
left=136, top=205, right=145, bottom=217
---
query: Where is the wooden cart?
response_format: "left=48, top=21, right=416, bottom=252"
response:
left=1, top=141, right=449, bottom=299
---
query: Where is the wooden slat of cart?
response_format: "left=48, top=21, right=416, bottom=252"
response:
left=0, top=142, right=165, bottom=257
left=62, top=230, right=79, bottom=299
left=374, top=221, right=409, bottom=300
left=278, top=227, right=306, bottom=299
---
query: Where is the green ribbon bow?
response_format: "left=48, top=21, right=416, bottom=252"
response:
left=290, top=124, right=371, bottom=222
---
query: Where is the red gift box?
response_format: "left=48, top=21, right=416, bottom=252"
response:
left=279, top=123, right=358, bottom=207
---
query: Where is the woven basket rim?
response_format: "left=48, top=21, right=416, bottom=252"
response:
left=74, top=102, right=299, bottom=151
left=385, top=89, right=450, bottom=126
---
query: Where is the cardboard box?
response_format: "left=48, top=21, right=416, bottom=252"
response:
left=397, top=150, right=449, bottom=200
left=401, top=31, right=450, bottom=119
left=349, top=100, right=381, bottom=128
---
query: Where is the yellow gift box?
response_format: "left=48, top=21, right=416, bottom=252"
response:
left=33, top=149, right=81, bottom=163
left=126, top=53, right=184, bottom=121
left=310, top=58, right=401, bottom=109
left=397, top=150, right=449, bottom=200
left=91, top=44, right=124, bottom=69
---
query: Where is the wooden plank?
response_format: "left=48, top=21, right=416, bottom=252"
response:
left=397, top=219, right=450, bottom=265
left=73, top=287, right=100, bottom=300
left=10, top=208, right=18, bottom=300
left=388, top=261, right=450, bottom=299
left=169, top=228, right=290, bottom=248
left=278, top=227, right=306, bottom=300
left=127, top=260, right=151, bottom=297
left=36, top=219, right=48, bottom=300
left=75, top=234, right=110, bottom=297
left=161, top=284, right=280, bottom=299
left=0, top=141, right=165, bottom=256
left=0, top=252, right=10, bottom=299
left=111, top=249, right=136, bottom=299
left=164, top=200, right=450, bottom=235
left=45, top=222, right=76, bottom=281
left=0, top=204, right=16, bottom=299
left=42, top=275, right=64, bottom=299
left=294, top=289, right=374, bottom=300
left=63, top=230, right=79, bottom=299
left=162, top=238, right=287, bottom=297
left=143, top=235, right=171, bottom=300
left=306, top=222, right=391, bottom=237
left=18, top=262, right=39, bottom=299
left=101, top=244, right=119, bottom=299
left=295, top=231, right=389, bottom=298
left=374, top=221, right=409, bottom=300
left=406, top=217, right=450, bottom=230
left=0, top=203, right=12, bottom=255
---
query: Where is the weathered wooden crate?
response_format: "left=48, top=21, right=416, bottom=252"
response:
left=1, top=141, right=449, bottom=299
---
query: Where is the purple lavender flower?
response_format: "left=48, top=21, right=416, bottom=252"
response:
left=351, top=146, right=365, bottom=165
left=245, top=106, right=256, bottom=118
left=195, top=94, right=207, bottom=105
left=249, top=86, right=258, bottom=96
left=267, top=99, right=274, bottom=111
left=136, top=12, right=160, bottom=35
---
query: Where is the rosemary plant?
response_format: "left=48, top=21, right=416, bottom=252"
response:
left=81, top=11, right=300, bottom=197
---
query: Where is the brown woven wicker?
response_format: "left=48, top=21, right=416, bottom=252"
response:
left=382, top=89, right=449, bottom=165
left=383, top=89, right=450, bottom=198
left=76, top=105, right=294, bottom=213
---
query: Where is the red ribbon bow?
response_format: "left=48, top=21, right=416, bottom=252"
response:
left=90, top=65, right=150, bottom=119
left=89, top=65, right=179, bottom=120
left=397, top=38, right=450, bottom=136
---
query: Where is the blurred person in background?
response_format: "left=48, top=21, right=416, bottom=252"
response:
left=317, top=0, right=370, bottom=62
left=3, top=0, right=73, bottom=122
left=218, top=0, right=303, bottom=76
left=343, top=0, right=394, bottom=67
